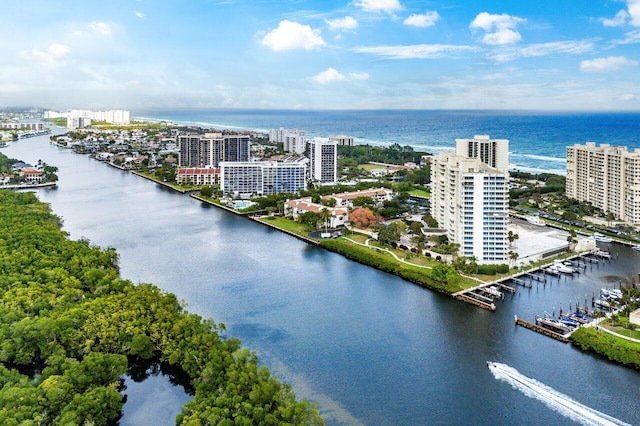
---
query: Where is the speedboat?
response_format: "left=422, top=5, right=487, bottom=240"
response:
left=592, top=233, right=613, bottom=243
left=632, top=245, right=640, bottom=251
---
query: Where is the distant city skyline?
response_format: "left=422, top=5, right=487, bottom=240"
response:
left=1, top=0, right=639, bottom=111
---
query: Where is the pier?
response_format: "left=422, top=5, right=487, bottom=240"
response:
left=525, top=273, right=546, bottom=283
left=514, top=316, right=570, bottom=343
left=455, top=294, right=496, bottom=311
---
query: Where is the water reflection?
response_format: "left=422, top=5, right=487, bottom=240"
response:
left=119, top=358, right=193, bottom=426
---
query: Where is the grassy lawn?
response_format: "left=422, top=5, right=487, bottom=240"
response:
left=600, top=318, right=640, bottom=340
left=408, top=188, right=430, bottom=198
left=357, top=164, right=383, bottom=172
left=134, top=171, right=201, bottom=192
left=258, top=216, right=311, bottom=236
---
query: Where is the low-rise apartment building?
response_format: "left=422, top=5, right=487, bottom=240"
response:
left=176, top=167, right=220, bottom=186
left=322, top=187, right=394, bottom=208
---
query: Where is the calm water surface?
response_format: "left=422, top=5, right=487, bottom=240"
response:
left=3, top=131, right=640, bottom=425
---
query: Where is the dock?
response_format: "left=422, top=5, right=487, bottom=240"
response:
left=454, top=294, right=496, bottom=311
left=514, top=315, right=570, bottom=343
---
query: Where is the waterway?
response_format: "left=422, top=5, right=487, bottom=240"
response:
left=2, top=131, right=640, bottom=425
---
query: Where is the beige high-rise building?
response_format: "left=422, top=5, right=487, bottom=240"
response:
left=566, top=142, right=640, bottom=226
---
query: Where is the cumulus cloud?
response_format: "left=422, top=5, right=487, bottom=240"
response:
left=90, top=21, right=113, bottom=36
left=470, top=12, right=525, bottom=45
left=23, top=43, right=70, bottom=63
left=354, top=44, right=477, bottom=59
left=580, top=56, right=637, bottom=72
left=629, top=0, right=640, bottom=26
left=404, top=11, right=440, bottom=27
left=326, top=16, right=358, bottom=31
left=261, top=20, right=326, bottom=51
left=308, top=68, right=346, bottom=84
left=600, top=10, right=630, bottom=27
left=349, top=72, right=370, bottom=80
left=355, top=0, right=403, bottom=14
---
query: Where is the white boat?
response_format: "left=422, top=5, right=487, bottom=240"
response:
left=553, top=261, right=575, bottom=274
left=632, top=245, right=640, bottom=251
left=592, top=232, right=613, bottom=243
left=526, top=215, right=546, bottom=226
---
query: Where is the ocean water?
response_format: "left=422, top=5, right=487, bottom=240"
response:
left=134, top=109, right=640, bottom=174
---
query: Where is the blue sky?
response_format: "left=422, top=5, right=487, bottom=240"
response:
left=2, top=0, right=639, bottom=110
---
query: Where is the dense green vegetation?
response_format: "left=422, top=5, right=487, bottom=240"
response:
left=338, top=143, right=428, bottom=165
left=571, top=327, right=640, bottom=370
left=0, top=152, right=18, bottom=173
left=0, top=190, right=322, bottom=425
left=319, top=238, right=465, bottom=293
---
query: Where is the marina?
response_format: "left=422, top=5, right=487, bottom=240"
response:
left=455, top=245, right=635, bottom=342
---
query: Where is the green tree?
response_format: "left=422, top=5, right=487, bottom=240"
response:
left=377, top=221, right=406, bottom=246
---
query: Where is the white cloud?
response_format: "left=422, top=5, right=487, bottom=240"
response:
left=326, top=16, right=358, bottom=32
left=619, top=93, right=636, bottom=101
left=489, top=40, right=595, bottom=61
left=613, top=29, right=640, bottom=44
left=355, top=0, right=403, bottom=14
left=309, top=68, right=346, bottom=84
left=629, top=0, right=640, bottom=26
left=470, top=12, right=526, bottom=45
left=349, top=72, right=370, bottom=80
left=90, top=21, right=113, bottom=36
left=600, top=10, right=629, bottom=27
left=354, top=44, right=478, bottom=59
left=403, top=11, right=440, bottom=28
left=134, top=11, right=146, bottom=19
left=261, top=20, right=325, bottom=51
left=22, top=43, right=70, bottom=63
left=580, top=56, right=637, bottom=72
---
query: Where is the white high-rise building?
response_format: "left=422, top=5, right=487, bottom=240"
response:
left=431, top=152, right=509, bottom=264
left=220, top=161, right=307, bottom=197
left=308, top=137, right=337, bottom=184
left=269, top=128, right=307, bottom=154
left=566, top=142, right=640, bottom=226
left=455, top=135, right=509, bottom=173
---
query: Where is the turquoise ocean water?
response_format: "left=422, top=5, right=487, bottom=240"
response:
left=134, top=109, right=640, bottom=174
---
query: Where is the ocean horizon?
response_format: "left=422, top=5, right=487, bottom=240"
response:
left=133, top=108, right=640, bottom=175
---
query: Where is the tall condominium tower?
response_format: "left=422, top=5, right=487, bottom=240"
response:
left=308, top=137, right=337, bottom=184
left=455, top=135, right=509, bottom=173
left=431, top=136, right=510, bottom=264
left=566, top=142, right=640, bottom=225
left=178, top=133, right=249, bottom=167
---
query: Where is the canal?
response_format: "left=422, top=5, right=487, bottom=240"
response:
left=2, top=131, right=639, bottom=425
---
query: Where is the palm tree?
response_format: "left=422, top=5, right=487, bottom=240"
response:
left=606, top=211, right=616, bottom=227
left=320, top=208, right=331, bottom=234
left=509, top=250, right=519, bottom=268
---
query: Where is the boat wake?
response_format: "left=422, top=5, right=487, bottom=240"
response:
left=488, top=362, right=630, bottom=426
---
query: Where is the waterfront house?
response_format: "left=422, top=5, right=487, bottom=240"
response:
left=20, top=168, right=44, bottom=183
left=284, top=197, right=349, bottom=228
